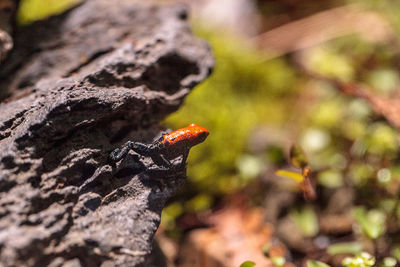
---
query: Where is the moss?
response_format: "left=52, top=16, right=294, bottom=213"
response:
left=165, top=27, right=297, bottom=195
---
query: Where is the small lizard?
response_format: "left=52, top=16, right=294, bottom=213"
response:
left=110, top=123, right=209, bottom=170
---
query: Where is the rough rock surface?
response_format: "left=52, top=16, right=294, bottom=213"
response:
left=0, top=0, right=213, bottom=266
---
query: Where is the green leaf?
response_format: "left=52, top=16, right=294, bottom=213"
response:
left=317, top=170, right=344, bottom=188
left=382, top=257, right=397, bottom=267
left=271, top=257, right=285, bottom=267
left=240, top=261, right=256, bottom=267
left=354, top=207, right=386, bottom=239
left=368, top=69, right=399, bottom=95
left=237, top=155, right=264, bottom=180
left=307, top=260, right=331, bottom=267
left=307, top=46, right=354, bottom=81
left=290, top=145, right=309, bottom=168
left=367, top=123, right=398, bottom=155
left=327, top=242, right=362, bottom=255
left=290, top=206, right=319, bottom=237
left=18, top=0, right=81, bottom=25
left=262, top=243, right=271, bottom=257
left=276, top=169, right=304, bottom=183
left=185, top=194, right=212, bottom=213
left=391, top=246, right=400, bottom=262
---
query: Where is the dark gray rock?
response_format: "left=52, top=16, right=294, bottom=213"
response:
left=0, top=0, right=213, bottom=266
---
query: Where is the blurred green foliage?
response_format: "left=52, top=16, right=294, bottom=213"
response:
left=290, top=145, right=309, bottom=169
left=270, top=256, right=286, bottom=267
left=290, top=205, right=319, bottom=237
left=164, top=4, right=400, bottom=250
left=18, top=0, right=80, bottom=25
left=382, top=257, right=397, bottom=267
left=163, top=29, right=300, bottom=231
left=327, top=242, right=363, bottom=256
left=307, top=260, right=331, bottom=267
left=240, top=261, right=256, bottom=267
left=165, top=28, right=297, bottom=194
left=342, top=252, right=375, bottom=267
left=164, top=6, right=400, bottom=260
left=354, top=207, right=386, bottom=239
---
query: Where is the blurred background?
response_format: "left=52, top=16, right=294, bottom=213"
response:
left=17, top=0, right=400, bottom=266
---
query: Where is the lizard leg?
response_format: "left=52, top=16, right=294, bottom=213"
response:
left=110, top=141, right=135, bottom=161
left=131, top=142, right=156, bottom=156
left=180, top=150, right=189, bottom=167
left=111, top=141, right=158, bottom=161
left=151, top=153, right=172, bottom=168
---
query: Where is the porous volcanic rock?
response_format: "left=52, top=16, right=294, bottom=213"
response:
left=0, top=0, right=213, bottom=266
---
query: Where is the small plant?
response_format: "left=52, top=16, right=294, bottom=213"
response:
left=342, top=252, right=375, bottom=267
left=307, top=260, right=331, bottom=267
left=271, top=256, right=286, bottom=267
left=276, top=145, right=316, bottom=201
left=240, top=261, right=255, bottom=267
